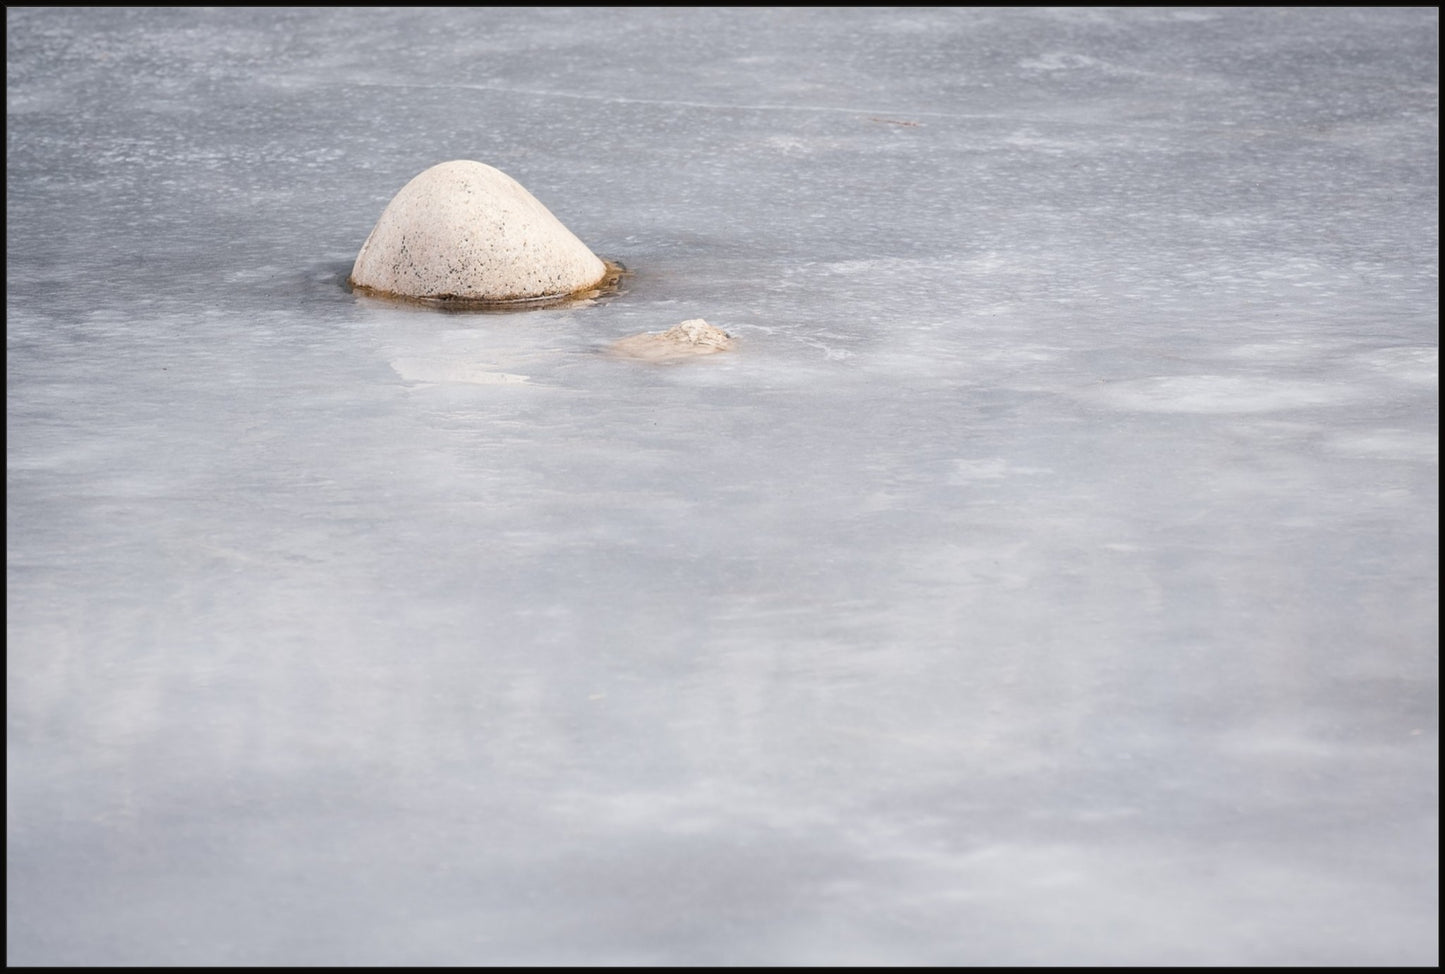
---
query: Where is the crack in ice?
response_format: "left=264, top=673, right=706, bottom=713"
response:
left=335, top=79, right=1008, bottom=122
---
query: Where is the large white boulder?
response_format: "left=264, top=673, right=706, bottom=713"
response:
left=349, top=160, right=607, bottom=304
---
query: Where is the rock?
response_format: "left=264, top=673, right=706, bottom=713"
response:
left=609, top=319, right=734, bottom=362
left=349, top=160, right=607, bottom=305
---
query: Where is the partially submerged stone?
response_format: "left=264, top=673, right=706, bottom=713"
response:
left=609, top=319, right=734, bottom=362
left=349, top=160, right=607, bottom=306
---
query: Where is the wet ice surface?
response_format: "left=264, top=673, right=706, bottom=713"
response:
left=5, top=7, right=1438, bottom=965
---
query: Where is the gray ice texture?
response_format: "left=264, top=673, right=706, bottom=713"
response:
left=5, top=6, right=1438, bottom=966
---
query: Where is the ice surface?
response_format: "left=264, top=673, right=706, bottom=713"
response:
left=6, top=7, right=1438, bottom=966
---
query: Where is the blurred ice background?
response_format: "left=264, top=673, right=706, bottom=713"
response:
left=6, top=7, right=1437, bottom=965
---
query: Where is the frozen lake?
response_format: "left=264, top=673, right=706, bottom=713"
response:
left=6, top=7, right=1438, bottom=965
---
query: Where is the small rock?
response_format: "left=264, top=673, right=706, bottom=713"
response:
left=349, top=160, right=607, bottom=305
left=609, top=319, right=735, bottom=362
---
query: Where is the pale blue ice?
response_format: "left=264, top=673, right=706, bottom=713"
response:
left=6, top=7, right=1438, bottom=965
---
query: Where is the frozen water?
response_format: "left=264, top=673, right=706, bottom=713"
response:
left=6, top=7, right=1438, bottom=966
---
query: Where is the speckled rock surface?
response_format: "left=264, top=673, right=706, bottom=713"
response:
left=349, top=160, right=607, bottom=303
